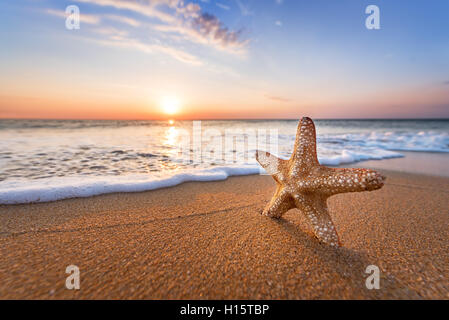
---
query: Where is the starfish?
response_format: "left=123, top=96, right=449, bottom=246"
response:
left=256, top=117, right=385, bottom=247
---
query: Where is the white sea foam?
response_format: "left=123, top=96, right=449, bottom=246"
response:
left=0, top=149, right=402, bottom=204
left=0, top=119, right=447, bottom=204
left=334, top=131, right=449, bottom=153
left=318, top=149, right=402, bottom=166
left=0, top=166, right=262, bottom=204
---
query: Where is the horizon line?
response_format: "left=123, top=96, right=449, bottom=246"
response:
left=1, top=117, right=448, bottom=121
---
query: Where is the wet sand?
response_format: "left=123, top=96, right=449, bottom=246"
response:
left=0, top=170, right=448, bottom=299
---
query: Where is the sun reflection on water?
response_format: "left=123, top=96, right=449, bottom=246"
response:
left=165, top=126, right=178, bottom=146
left=160, top=124, right=180, bottom=171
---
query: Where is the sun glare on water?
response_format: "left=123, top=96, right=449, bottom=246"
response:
left=161, top=96, right=181, bottom=115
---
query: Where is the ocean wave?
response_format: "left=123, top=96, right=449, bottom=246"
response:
left=0, top=146, right=403, bottom=204
left=0, top=166, right=262, bottom=204
left=0, top=121, right=448, bottom=204
left=318, top=149, right=403, bottom=166
left=326, top=131, right=449, bottom=153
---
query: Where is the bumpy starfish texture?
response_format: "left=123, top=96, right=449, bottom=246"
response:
left=256, top=117, right=385, bottom=247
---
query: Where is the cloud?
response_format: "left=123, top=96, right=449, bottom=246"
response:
left=191, top=13, right=247, bottom=52
left=45, top=8, right=100, bottom=24
left=275, top=20, right=282, bottom=27
left=275, top=0, right=283, bottom=4
left=92, top=26, right=129, bottom=39
left=93, top=36, right=203, bottom=66
left=216, top=3, right=231, bottom=11
left=443, top=80, right=449, bottom=85
left=74, top=0, right=248, bottom=54
left=151, top=21, right=246, bottom=55
left=105, top=14, right=141, bottom=27
left=176, top=2, right=202, bottom=19
left=74, top=0, right=176, bottom=24
left=45, top=0, right=247, bottom=66
left=265, top=94, right=291, bottom=103
left=235, top=0, right=253, bottom=16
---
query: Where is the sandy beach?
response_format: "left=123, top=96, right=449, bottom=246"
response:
left=0, top=169, right=448, bottom=299
left=2, top=0, right=449, bottom=304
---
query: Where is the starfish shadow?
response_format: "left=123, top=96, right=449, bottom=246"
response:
left=273, top=217, right=367, bottom=262
left=265, top=216, right=418, bottom=298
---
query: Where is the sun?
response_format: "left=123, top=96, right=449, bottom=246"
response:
left=161, top=96, right=180, bottom=115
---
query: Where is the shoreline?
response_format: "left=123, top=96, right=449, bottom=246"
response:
left=1, top=151, right=448, bottom=205
left=352, top=151, right=449, bottom=177
left=1, top=169, right=448, bottom=299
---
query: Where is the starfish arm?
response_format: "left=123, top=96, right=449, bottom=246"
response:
left=262, top=186, right=295, bottom=218
left=254, top=117, right=386, bottom=247
left=256, top=150, right=287, bottom=182
left=316, top=167, right=386, bottom=196
left=293, top=194, right=340, bottom=246
left=290, top=117, right=319, bottom=175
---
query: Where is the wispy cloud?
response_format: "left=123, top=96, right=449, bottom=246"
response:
left=265, top=94, right=291, bottom=103
left=191, top=13, right=247, bottom=53
left=235, top=0, right=253, bottom=16
left=92, top=36, right=203, bottom=66
left=216, top=3, right=231, bottom=11
left=105, top=14, right=141, bottom=27
left=75, top=0, right=176, bottom=23
left=45, top=0, right=248, bottom=67
left=151, top=21, right=246, bottom=55
left=74, top=0, right=248, bottom=54
left=45, top=8, right=100, bottom=24
left=92, top=26, right=129, bottom=39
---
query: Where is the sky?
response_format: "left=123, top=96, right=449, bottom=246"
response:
left=0, top=0, right=448, bottom=119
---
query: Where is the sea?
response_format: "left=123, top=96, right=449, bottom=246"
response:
left=0, top=119, right=448, bottom=204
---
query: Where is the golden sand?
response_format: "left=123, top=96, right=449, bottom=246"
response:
left=0, top=170, right=448, bottom=299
